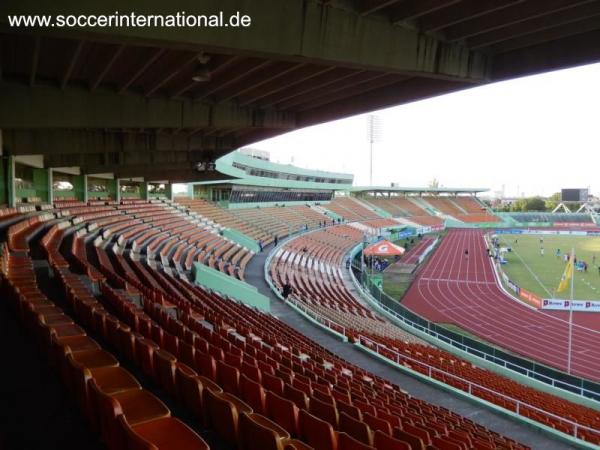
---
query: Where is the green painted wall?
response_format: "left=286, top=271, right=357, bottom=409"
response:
left=16, top=167, right=49, bottom=203
left=148, top=183, right=172, bottom=199
left=53, top=173, right=85, bottom=201
left=0, top=158, right=6, bottom=205
left=193, top=262, right=269, bottom=312
left=221, top=228, right=259, bottom=253
left=88, top=177, right=117, bottom=201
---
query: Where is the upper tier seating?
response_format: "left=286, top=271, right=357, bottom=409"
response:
left=174, top=197, right=273, bottom=244
left=359, top=218, right=402, bottom=229
left=324, top=198, right=381, bottom=222
left=424, top=197, right=499, bottom=223
left=232, top=205, right=329, bottom=237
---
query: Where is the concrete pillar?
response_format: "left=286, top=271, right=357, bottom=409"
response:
left=7, top=155, right=16, bottom=208
left=116, top=179, right=121, bottom=203
left=143, top=182, right=150, bottom=201
left=48, top=168, right=54, bottom=204
left=83, top=174, right=88, bottom=203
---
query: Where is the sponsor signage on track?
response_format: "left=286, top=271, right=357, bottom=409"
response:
left=519, top=288, right=542, bottom=308
left=542, top=299, right=600, bottom=312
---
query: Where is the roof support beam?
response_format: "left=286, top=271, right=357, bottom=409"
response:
left=61, top=40, right=84, bottom=89
left=296, top=74, right=408, bottom=112
left=360, top=0, right=403, bottom=16
left=239, top=66, right=336, bottom=107
left=219, top=62, right=306, bottom=103
left=298, top=77, right=471, bottom=128
left=194, top=59, right=273, bottom=101
left=292, top=73, right=396, bottom=111
left=145, top=52, right=200, bottom=97
left=272, top=69, right=366, bottom=109
left=467, top=2, right=600, bottom=49
left=119, top=48, right=165, bottom=94
left=420, top=0, right=524, bottom=32
left=172, top=54, right=240, bottom=98
left=0, top=81, right=297, bottom=130
left=444, top=0, right=595, bottom=42
left=391, top=0, right=461, bottom=24
left=91, top=44, right=125, bottom=91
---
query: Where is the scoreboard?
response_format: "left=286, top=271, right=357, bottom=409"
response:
left=561, top=188, right=589, bottom=202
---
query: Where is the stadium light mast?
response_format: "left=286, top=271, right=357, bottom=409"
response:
left=567, top=247, right=575, bottom=374
left=366, top=115, right=382, bottom=186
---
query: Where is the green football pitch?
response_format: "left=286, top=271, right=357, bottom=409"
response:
left=496, top=234, right=600, bottom=300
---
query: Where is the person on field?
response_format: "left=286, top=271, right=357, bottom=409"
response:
left=556, top=248, right=561, bottom=258
left=540, top=247, right=544, bottom=256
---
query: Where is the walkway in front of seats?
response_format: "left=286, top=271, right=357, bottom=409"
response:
left=244, top=245, right=574, bottom=450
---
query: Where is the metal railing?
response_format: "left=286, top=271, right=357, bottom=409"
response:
left=358, top=334, right=600, bottom=443
left=348, top=242, right=600, bottom=401
left=265, top=231, right=600, bottom=446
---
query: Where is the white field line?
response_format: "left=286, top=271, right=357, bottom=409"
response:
left=501, top=238, right=554, bottom=298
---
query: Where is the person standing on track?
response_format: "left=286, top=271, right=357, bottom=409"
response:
left=464, top=249, right=469, bottom=259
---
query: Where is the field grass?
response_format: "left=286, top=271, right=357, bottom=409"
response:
left=496, top=234, right=600, bottom=300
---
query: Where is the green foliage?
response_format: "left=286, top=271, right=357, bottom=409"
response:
left=510, top=196, right=547, bottom=212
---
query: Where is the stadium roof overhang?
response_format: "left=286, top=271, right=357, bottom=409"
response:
left=1, top=0, right=600, bottom=182
left=350, top=186, right=488, bottom=194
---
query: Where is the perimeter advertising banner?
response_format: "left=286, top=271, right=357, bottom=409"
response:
left=553, top=222, right=599, bottom=228
left=519, top=288, right=542, bottom=308
left=542, top=299, right=600, bottom=312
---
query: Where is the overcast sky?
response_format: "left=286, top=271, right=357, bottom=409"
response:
left=249, top=62, right=600, bottom=198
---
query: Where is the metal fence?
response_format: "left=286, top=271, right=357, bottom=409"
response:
left=352, top=266, right=600, bottom=402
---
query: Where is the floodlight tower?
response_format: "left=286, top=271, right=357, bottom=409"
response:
left=366, top=115, right=382, bottom=186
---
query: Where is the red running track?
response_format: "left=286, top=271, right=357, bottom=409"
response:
left=402, top=228, right=600, bottom=382
left=401, top=237, right=434, bottom=265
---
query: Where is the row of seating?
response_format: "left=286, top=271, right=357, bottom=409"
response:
left=323, top=198, right=381, bottom=222
left=359, top=218, right=402, bottom=230
left=231, top=205, right=330, bottom=237
left=363, top=197, right=427, bottom=218
left=0, top=246, right=209, bottom=450
left=270, top=227, right=429, bottom=343
left=361, top=334, right=600, bottom=444
left=422, top=197, right=498, bottom=223
left=2, top=208, right=531, bottom=450
left=174, top=197, right=273, bottom=244
left=83, top=217, right=528, bottom=446
left=269, top=225, right=599, bottom=445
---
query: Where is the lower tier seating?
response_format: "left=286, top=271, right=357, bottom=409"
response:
left=0, top=212, right=533, bottom=450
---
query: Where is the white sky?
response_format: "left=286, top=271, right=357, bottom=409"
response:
left=250, top=62, right=600, bottom=198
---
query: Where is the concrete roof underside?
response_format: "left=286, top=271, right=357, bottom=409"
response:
left=350, top=186, right=487, bottom=194
left=1, top=0, right=600, bottom=182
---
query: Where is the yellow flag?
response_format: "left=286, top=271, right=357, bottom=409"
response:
left=556, top=257, right=574, bottom=293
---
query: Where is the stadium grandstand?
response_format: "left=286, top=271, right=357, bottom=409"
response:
left=3, top=1, right=600, bottom=450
